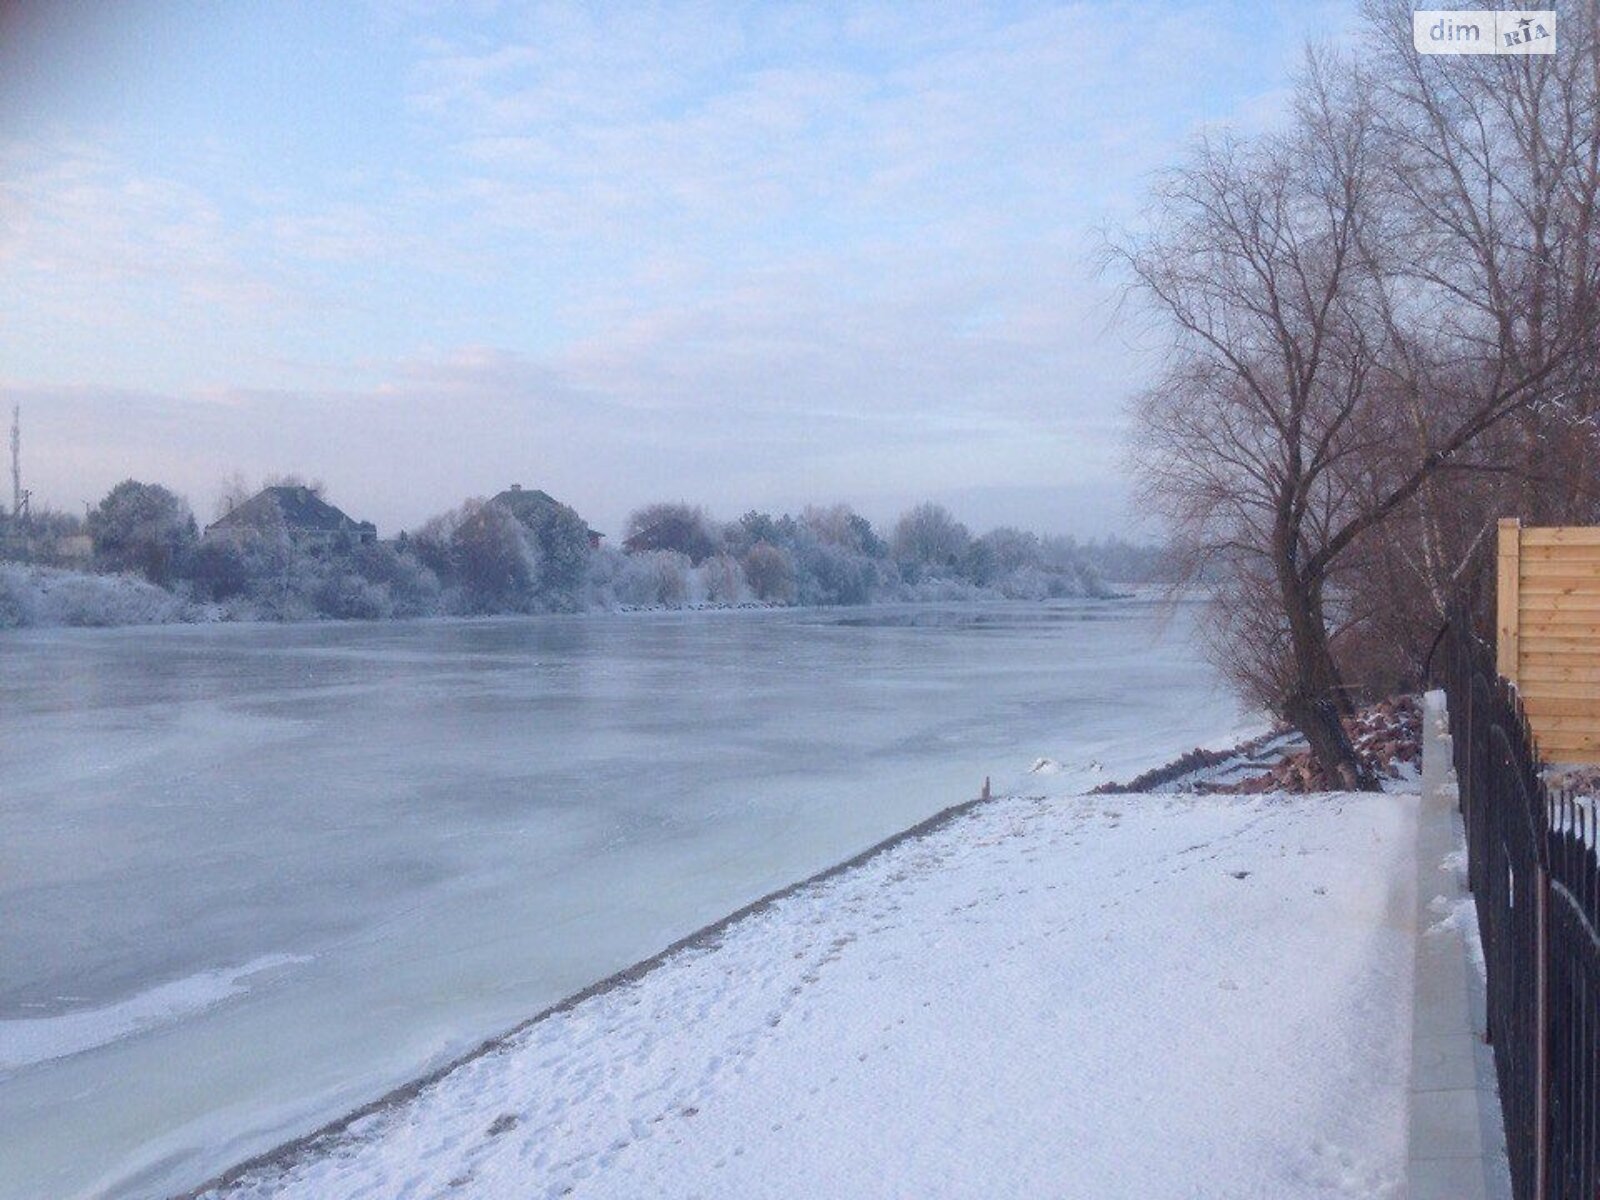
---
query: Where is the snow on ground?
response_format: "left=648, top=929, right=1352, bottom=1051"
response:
left=198, top=789, right=1417, bottom=1200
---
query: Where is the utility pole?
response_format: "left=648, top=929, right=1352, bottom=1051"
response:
left=10, top=404, right=19, bottom=517
left=10, top=404, right=27, bottom=522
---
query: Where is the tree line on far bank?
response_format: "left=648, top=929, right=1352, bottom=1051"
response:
left=0, top=478, right=1159, bottom=629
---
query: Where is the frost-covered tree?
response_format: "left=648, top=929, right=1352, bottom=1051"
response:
left=742, top=540, right=795, bottom=603
left=892, top=503, right=970, bottom=576
left=792, top=539, right=880, bottom=606
left=975, top=527, right=1041, bottom=580
left=87, top=480, right=198, bottom=586
left=608, top=549, right=691, bottom=607
left=185, top=535, right=253, bottom=601
left=447, top=501, right=541, bottom=613
left=349, top=541, right=442, bottom=617
left=801, top=505, right=886, bottom=558
left=489, top=490, right=591, bottom=606
left=624, top=502, right=719, bottom=564
left=725, top=511, right=782, bottom=559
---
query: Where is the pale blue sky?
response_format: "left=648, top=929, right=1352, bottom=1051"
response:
left=1, top=1, right=1354, bottom=537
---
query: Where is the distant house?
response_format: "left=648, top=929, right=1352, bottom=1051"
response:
left=622, top=513, right=714, bottom=563
left=492, top=484, right=603, bottom=549
left=205, top=486, right=377, bottom=549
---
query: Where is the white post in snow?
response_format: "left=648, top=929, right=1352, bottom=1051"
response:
left=1421, top=690, right=1453, bottom=808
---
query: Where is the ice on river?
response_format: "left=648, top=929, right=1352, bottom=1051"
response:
left=0, top=599, right=1249, bottom=1200
left=0, top=955, right=309, bottom=1074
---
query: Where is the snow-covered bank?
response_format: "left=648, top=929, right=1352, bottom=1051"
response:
left=0, top=564, right=196, bottom=629
left=0, top=561, right=1122, bottom=630
left=194, top=787, right=1417, bottom=1200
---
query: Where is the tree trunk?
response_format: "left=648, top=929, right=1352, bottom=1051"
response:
left=1284, top=686, right=1378, bottom=792
left=1280, top=571, right=1382, bottom=791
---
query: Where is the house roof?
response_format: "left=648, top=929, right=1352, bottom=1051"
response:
left=208, top=486, right=376, bottom=536
left=489, top=486, right=560, bottom=516
left=488, top=485, right=600, bottom=540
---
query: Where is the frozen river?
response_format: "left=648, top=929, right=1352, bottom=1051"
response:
left=0, top=599, right=1246, bottom=1200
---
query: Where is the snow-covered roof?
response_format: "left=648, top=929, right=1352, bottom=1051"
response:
left=207, top=486, right=376, bottom=537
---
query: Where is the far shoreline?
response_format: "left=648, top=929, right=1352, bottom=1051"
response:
left=1, top=589, right=1148, bottom=640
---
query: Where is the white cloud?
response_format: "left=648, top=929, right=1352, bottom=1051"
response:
left=0, top=142, right=286, bottom=316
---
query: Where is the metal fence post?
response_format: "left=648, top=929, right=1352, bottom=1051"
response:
left=1536, top=861, right=1549, bottom=1198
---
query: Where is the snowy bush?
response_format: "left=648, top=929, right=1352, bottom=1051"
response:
left=791, top=539, right=880, bottom=606
left=0, top=568, right=37, bottom=628
left=349, top=542, right=442, bottom=617
left=613, top=550, right=691, bottom=608
left=694, top=554, right=749, bottom=605
left=0, top=564, right=190, bottom=628
left=580, top=548, right=695, bottom=610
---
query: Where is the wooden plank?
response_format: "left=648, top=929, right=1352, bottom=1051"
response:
left=1523, top=650, right=1600, bottom=664
left=1522, top=614, right=1600, bottom=630
left=1522, top=527, right=1600, bottom=547
left=1519, top=577, right=1600, bottom=594
left=1517, top=636, right=1600, bottom=655
left=1521, top=592, right=1600, bottom=613
left=1519, top=678, right=1600, bottom=699
left=1539, top=734, right=1600, bottom=749
left=1521, top=656, right=1600, bottom=677
left=1522, top=544, right=1600, bottom=563
left=1536, top=732, right=1600, bottom=752
left=1535, top=741, right=1600, bottom=764
left=1520, top=560, right=1600, bottom=580
left=1522, top=696, right=1600, bottom=719
left=1521, top=666, right=1600, bottom=686
left=1519, top=714, right=1600, bottom=733
left=1522, top=644, right=1600, bottom=661
left=1536, top=730, right=1600, bottom=747
left=1522, top=620, right=1600, bottom=640
left=1500, top=519, right=1521, bottom=683
left=1522, top=690, right=1600, bottom=710
left=1522, top=579, right=1595, bottom=592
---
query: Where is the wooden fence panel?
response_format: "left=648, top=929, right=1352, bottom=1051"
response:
left=1501, top=518, right=1600, bottom=764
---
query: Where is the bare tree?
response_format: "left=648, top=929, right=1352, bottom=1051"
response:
left=1114, top=49, right=1588, bottom=788
left=1349, top=0, right=1600, bottom=645
left=213, top=472, right=253, bottom=521
left=262, top=473, right=328, bottom=499
left=891, top=503, right=970, bottom=574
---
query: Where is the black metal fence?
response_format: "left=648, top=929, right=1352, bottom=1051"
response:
left=1441, top=604, right=1600, bottom=1198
